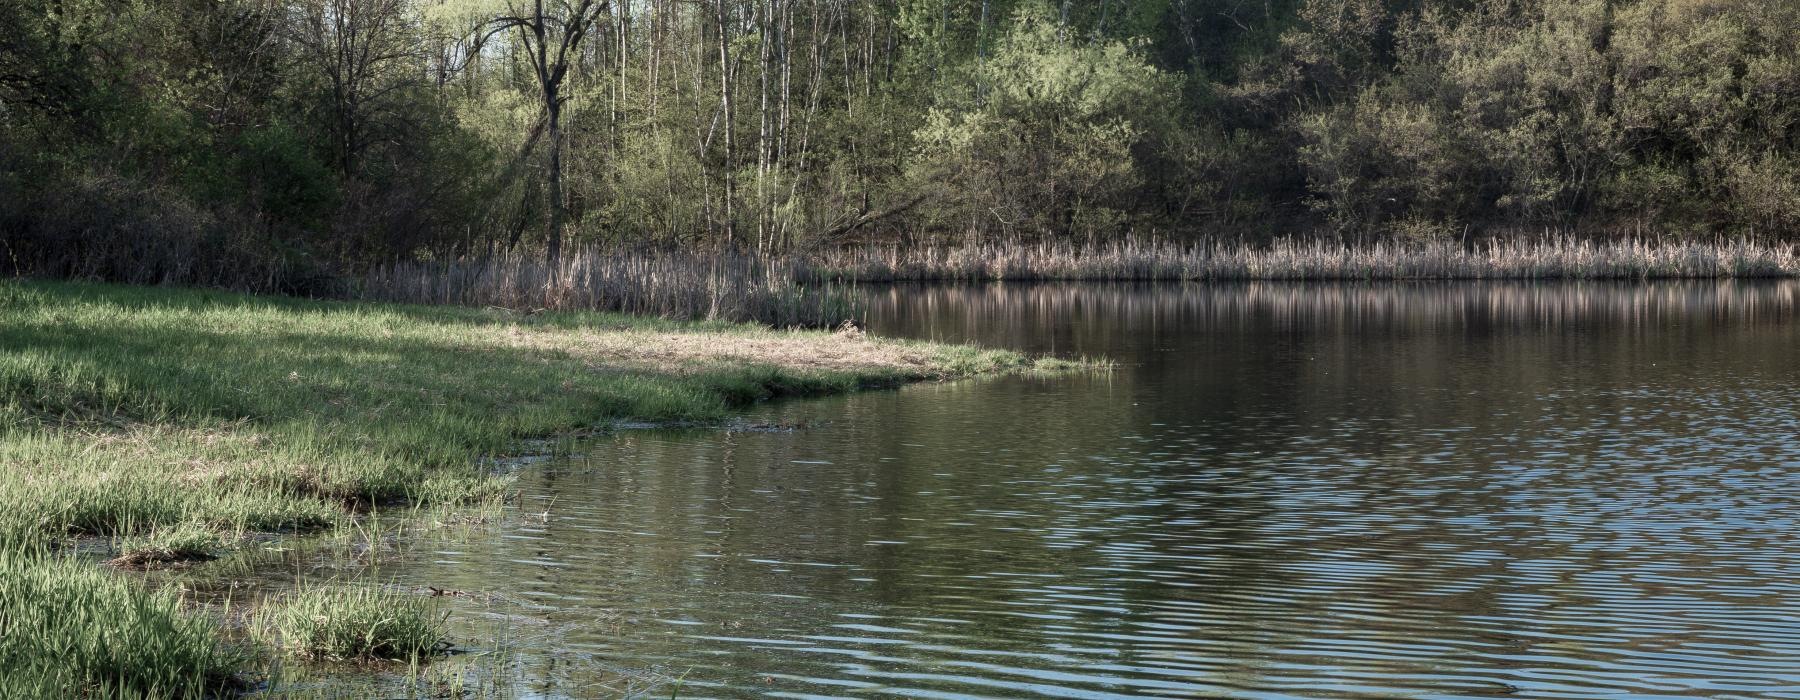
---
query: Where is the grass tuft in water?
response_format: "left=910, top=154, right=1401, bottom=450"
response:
left=255, top=582, right=447, bottom=663
left=110, top=521, right=221, bottom=570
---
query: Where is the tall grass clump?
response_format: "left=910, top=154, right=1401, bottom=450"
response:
left=0, top=549, right=241, bottom=698
left=110, top=521, right=222, bottom=569
left=255, top=583, right=446, bottom=663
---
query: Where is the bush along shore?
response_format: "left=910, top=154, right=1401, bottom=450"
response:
left=0, top=279, right=1087, bottom=696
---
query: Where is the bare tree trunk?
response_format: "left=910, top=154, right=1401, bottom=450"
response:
left=1171, top=0, right=1200, bottom=62
left=546, top=90, right=564, bottom=269
left=934, top=0, right=946, bottom=82
left=716, top=0, right=737, bottom=249
left=539, top=1, right=565, bottom=271
left=472, top=0, right=606, bottom=271
left=757, top=0, right=773, bottom=253
left=976, top=0, right=989, bottom=104
left=880, top=1, right=895, bottom=83
left=776, top=0, right=794, bottom=248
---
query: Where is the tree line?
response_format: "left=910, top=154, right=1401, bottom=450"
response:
left=2, top=0, right=1796, bottom=289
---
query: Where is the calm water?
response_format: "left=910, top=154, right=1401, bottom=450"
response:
left=298, top=282, right=1800, bottom=698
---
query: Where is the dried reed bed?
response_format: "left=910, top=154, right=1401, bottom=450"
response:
left=350, top=238, right=1799, bottom=326
left=810, top=238, right=1800, bottom=282
left=357, top=247, right=859, bottom=326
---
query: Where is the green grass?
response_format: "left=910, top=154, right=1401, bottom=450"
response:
left=0, top=278, right=1079, bottom=693
left=0, top=548, right=243, bottom=698
left=254, top=583, right=446, bottom=663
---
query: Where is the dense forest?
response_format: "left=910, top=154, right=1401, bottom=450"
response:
left=3, top=0, right=1798, bottom=289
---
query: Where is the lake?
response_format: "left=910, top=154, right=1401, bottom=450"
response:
left=287, top=281, right=1800, bottom=698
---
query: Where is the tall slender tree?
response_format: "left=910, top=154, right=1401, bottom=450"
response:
left=475, top=0, right=610, bottom=269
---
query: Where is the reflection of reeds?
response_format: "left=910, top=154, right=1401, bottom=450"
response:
left=864, top=279, right=1800, bottom=344
left=357, top=247, right=859, bottom=327
left=812, top=238, right=1800, bottom=281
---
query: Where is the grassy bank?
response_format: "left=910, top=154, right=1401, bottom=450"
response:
left=0, top=279, right=1071, bottom=694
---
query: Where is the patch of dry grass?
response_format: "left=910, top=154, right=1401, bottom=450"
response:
left=507, top=323, right=945, bottom=377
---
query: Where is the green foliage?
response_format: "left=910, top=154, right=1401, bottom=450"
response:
left=1296, top=0, right=1800, bottom=236
left=910, top=2, right=1181, bottom=238
left=5, top=0, right=1800, bottom=267
left=233, top=123, right=339, bottom=229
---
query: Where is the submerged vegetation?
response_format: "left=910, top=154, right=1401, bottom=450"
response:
left=0, top=279, right=1074, bottom=694
left=110, top=524, right=225, bottom=571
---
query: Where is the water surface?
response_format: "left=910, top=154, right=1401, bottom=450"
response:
left=305, top=282, right=1800, bottom=698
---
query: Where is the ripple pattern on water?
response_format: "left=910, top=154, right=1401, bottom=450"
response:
left=343, top=282, right=1800, bottom=698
